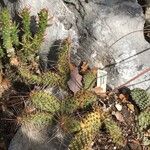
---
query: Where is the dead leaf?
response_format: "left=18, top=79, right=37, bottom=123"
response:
left=92, top=86, right=107, bottom=97
left=127, top=103, right=135, bottom=112
left=112, top=111, right=125, bottom=122
left=119, top=94, right=128, bottom=102
left=67, top=67, right=82, bottom=94
left=80, top=62, right=89, bottom=73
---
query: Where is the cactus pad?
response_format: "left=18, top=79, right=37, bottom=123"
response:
left=30, top=91, right=60, bottom=113
left=131, top=88, right=150, bottom=110
left=69, top=110, right=102, bottom=150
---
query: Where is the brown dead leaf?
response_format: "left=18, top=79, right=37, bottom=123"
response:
left=112, top=111, right=125, bottom=122
left=119, top=94, right=128, bottom=102
left=80, top=62, right=89, bottom=73
left=67, top=67, right=82, bottom=94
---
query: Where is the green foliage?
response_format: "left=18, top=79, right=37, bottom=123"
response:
left=69, top=110, right=102, bottom=150
left=57, top=39, right=70, bottom=75
left=0, top=46, right=4, bottom=59
left=138, top=109, right=150, bottom=131
left=104, top=118, right=124, bottom=146
left=0, top=8, right=15, bottom=57
left=11, top=22, right=19, bottom=46
left=63, top=90, right=97, bottom=114
left=83, top=71, right=96, bottom=89
left=22, top=112, right=52, bottom=127
left=20, top=8, right=48, bottom=62
left=131, top=88, right=150, bottom=110
left=30, top=91, right=60, bottom=113
left=32, top=9, right=48, bottom=50
left=20, top=8, right=31, bottom=38
left=19, top=66, right=61, bottom=86
left=58, top=115, right=81, bottom=133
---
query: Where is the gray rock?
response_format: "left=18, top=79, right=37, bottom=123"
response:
left=8, top=124, right=67, bottom=150
left=68, top=0, right=150, bottom=90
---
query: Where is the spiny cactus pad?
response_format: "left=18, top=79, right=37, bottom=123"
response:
left=58, top=115, right=81, bottom=134
left=57, top=39, right=71, bottom=76
left=0, top=8, right=15, bottom=57
left=64, top=90, right=97, bottom=114
left=20, top=8, right=48, bottom=62
left=83, top=71, right=96, bottom=90
left=104, top=118, right=124, bottom=146
left=131, top=88, right=150, bottom=110
left=22, top=112, right=52, bottom=127
left=138, top=109, right=150, bottom=131
left=30, top=91, right=60, bottom=113
left=69, top=110, right=102, bottom=150
left=19, top=66, right=61, bottom=86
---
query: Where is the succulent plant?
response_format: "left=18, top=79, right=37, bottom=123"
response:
left=104, top=117, right=124, bottom=146
left=0, top=8, right=15, bottom=58
left=83, top=71, right=96, bottom=90
left=69, top=110, right=103, bottom=150
left=131, top=88, right=150, bottom=110
left=138, top=108, right=150, bottom=131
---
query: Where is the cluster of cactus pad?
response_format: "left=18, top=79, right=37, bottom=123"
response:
left=0, top=8, right=150, bottom=149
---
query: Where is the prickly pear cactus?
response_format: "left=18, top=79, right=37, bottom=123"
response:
left=131, top=88, right=150, bottom=110
left=83, top=71, right=96, bottom=90
left=69, top=110, right=103, bottom=150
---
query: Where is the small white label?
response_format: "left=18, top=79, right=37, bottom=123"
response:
left=97, top=69, right=107, bottom=93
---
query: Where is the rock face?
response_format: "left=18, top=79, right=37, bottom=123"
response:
left=0, top=0, right=149, bottom=149
left=2, top=0, right=150, bottom=90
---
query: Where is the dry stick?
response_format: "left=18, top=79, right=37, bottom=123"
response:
left=112, top=67, right=150, bottom=92
left=108, top=29, right=150, bottom=50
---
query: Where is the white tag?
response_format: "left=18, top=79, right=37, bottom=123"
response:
left=97, top=69, right=107, bottom=93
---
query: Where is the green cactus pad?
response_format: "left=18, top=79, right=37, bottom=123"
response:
left=0, top=8, right=15, bottom=57
left=83, top=71, right=96, bottom=89
left=58, top=115, right=81, bottom=134
left=63, top=90, right=97, bottom=114
left=30, top=91, right=60, bottom=113
left=19, top=66, right=61, bottom=86
left=57, top=39, right=71, bottom=76
left=138, top=109, right=150, bottom=131
left=104, top=118, right=124, bottom=146
left=131, top=88, right=150, bottom=110
left=32, top=9, right=49, bottom=50
left=22, top=112, right=52, bottom=127
left=11, top=22, right=19, bottom=46
left=69, top=110, right=102, bottom=150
